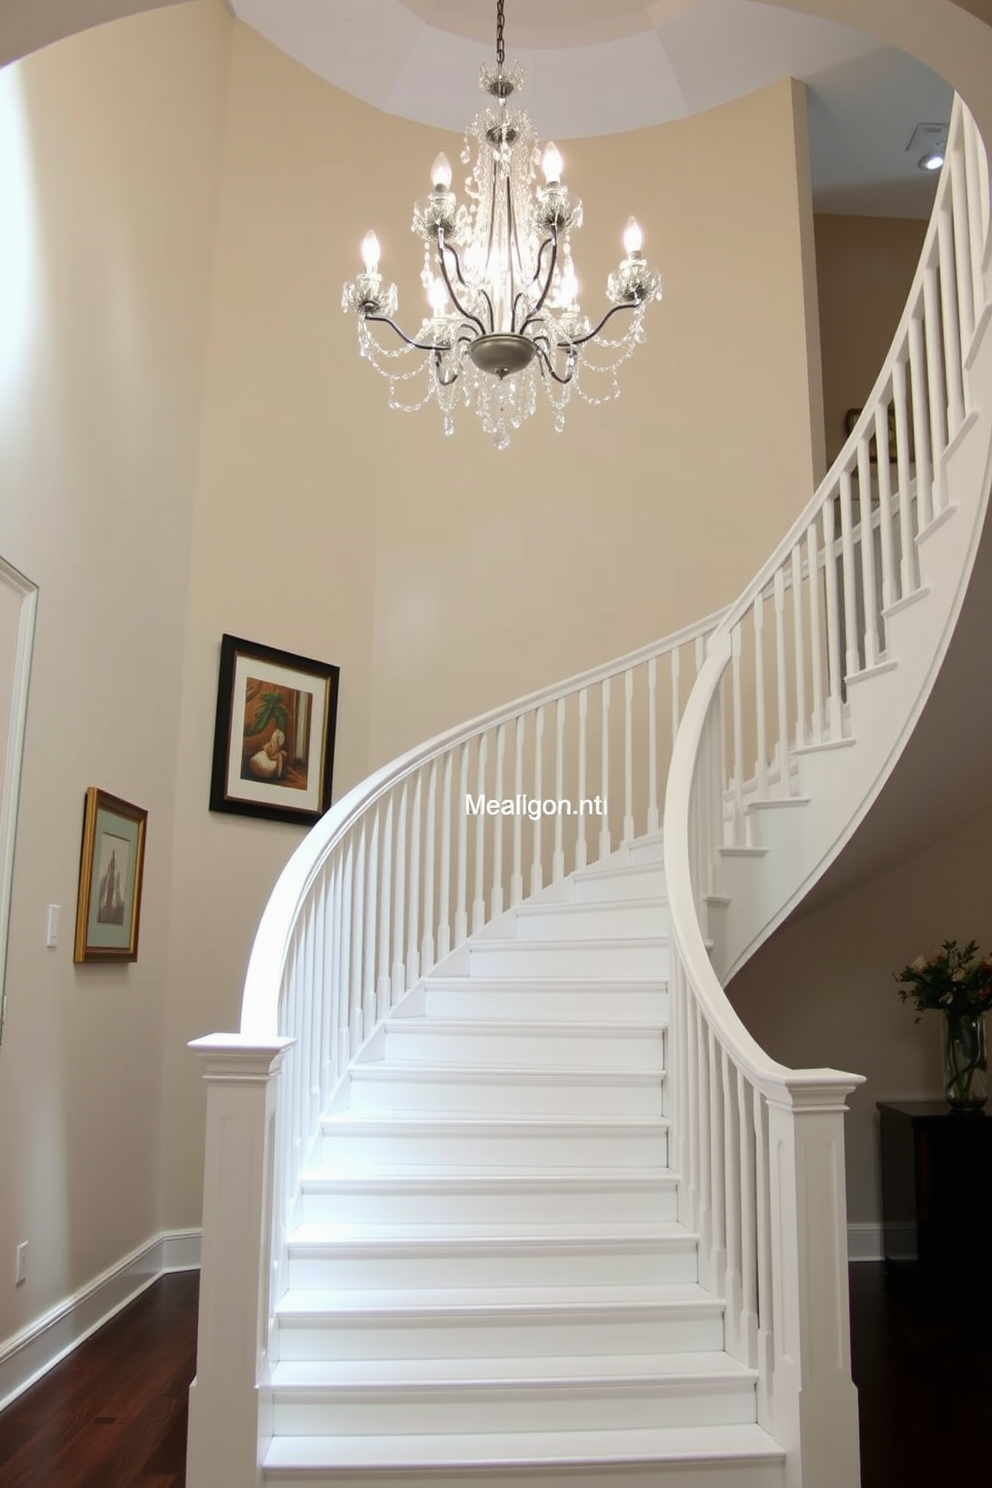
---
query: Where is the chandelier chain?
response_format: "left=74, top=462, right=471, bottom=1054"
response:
left=495, top=0, right=505, bottom=68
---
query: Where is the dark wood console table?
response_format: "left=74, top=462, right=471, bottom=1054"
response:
left=877, top=1100, right=992, bottom=1294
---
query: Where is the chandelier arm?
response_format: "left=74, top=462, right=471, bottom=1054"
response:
left=435, top=356, right=461, bottom=388
left=363, top=313, right=452, bottom=354
left=437, top=238, right=490, bottom=336
left=563, top=301, right=637, bottom=347
left=532, top=340, right=577, bottom=386
left=513, top=233, right=557, bottom=334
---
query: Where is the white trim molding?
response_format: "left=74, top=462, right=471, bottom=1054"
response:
left=847, top=1222, right=884, bottom=1262
left=0, top=554, right=36, bottom=1044
left=0, top=1228, right=201, bottom=1414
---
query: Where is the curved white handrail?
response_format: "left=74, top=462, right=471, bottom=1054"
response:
left=240, top=607, right=724, bottom=1039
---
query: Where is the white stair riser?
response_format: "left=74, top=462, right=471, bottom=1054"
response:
left=379, top=1026, right=665, bottom=1072
left=318, top=1125, right=669, bottom=1170
left=298, top=1181, right=677, bottom=1228
left=347, top=1072, right=664, bottom=1117
left=270, top=1377, right=757, bottom=1436
left=262, top=1458, right=784, bottom=1488
left=286, top=1240, right=693, bottom=1291
left=571, top=868, right=665, bottom=903
left=275, top=1306, right=725, bottom=1361
left=421, top=985, right=669, bottom=1023
left=514, top=903, right=669, bottom=941
left=465, top=942, right=669, bottom=979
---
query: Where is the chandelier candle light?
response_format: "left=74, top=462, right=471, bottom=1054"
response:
left=342, top=0, right=662, bottom=449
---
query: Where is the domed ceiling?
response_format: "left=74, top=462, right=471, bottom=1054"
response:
left=230, top=0, right=951, bottom=215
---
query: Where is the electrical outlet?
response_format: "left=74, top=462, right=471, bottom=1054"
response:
left=15, top=1241, right=27, bottom=1287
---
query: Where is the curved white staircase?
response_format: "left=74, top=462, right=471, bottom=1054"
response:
left=187, top=99, right=992, bottom=1488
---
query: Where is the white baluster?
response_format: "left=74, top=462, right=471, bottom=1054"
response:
left=962, top=109, right=987, bottom=323
left=731, top=626, right=745, bottom=846
left=697, top=1012, right=713, bottom=1286
left=773, top=569, right=789, bottom=795
left=340, top=835, right=356, bottom=1055
left=511, top=716, right=524, bottom=905
left=377, top=795, right=393, bottom=1021
left=553, top=699, right=566, bottom=882
left=491, top=725, right=505, bottom=919
left=647, top=656, right=660, bottom=834
left=422, top=762, right=436, bottom=973
left=531, top=705, right=545, bottom=898
left=922, top=261, right=948, bottom=512
left=407, top=770, right=422, bottom=986
left=391, top=782, right=407, bottom=1005
left=721, top=1050, right=742, bottom=1359
left=857, top=437, right=880, bottom=668
left=790, top=547, right=807, bottom=751
left=838, top=470, right=860, bottom=678
left=753, top=1088, right=774, bottom=1417
left=364, top=811, right=379, bottom=1034
left=892, top=355, right=918, bottom=595
left=821, top=497, right=844, bottom=741
left=908, top=314, right=934, bottom=529
left=709, top=1028, right=726, bottom=1295
left=473, top=735, right=487, bottom=933
left=624, top=668, right=634, bottom=843
left=576, top=690, right=588, bottom=872
left=937, top=200, right=965, bottom=438
left=806, top=524, right=823, bottom=745
left=599, top=679, right=611, bottom=862
left=670, top=646, right=682, bottom=742
left=752, top=593, right=768, bottom=798
left=738, top=1072, right=758, bottom=1369
left=438, top=753, right=452, bottom=959
left=455, top=743, right=469, bottom=945
left=949, top=138, right=975, bottom=355
left=331, top=853, right=345, bottom=1085
left=874, top=400, right=897, bottom=613
left=350, top=827, right=366, bottom=1060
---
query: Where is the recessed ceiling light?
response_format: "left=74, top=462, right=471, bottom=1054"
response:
left=919, top=150, right=945, bottom=172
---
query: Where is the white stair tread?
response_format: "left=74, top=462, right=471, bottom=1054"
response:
left=465, top=936, right=670, bottom=949
left=277, top=1282, right=721, bottom=1316
left=515, top=895, right=669, bottom=914
left=299, top=1165, right=676, bottom=1187
left=419, top=977, right=668, bottom=991
left=270, top=1351, right=754, bottom=1388
left=288, top=1220, right=692, bottom=1246
left=322, top=1112, right=669, bottom=1131
left=264, top=1424, right=783, bottom=1470
left=349, top=1065, right=665, bottom=1083
left=380, top=1017, right=667, bottom=1037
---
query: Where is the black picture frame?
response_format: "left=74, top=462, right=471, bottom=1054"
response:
left=209, top=634, right=340, bottom=827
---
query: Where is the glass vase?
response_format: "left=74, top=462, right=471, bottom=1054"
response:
left=942, top=1012, right=989, bottom=1111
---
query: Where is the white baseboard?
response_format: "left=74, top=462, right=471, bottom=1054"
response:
left=0, top=1227, right=201, bottom=1414
left=847, top=1221, right=883, bottom=1261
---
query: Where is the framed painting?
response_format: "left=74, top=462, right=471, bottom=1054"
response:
left=74, top=788, right=147, bottom=963
left=209, top=634, right=340, bottom=827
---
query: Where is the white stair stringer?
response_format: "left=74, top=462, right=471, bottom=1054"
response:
left=263, top=846, right=785, bottom=1487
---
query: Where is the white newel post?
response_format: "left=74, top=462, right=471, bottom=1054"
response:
left=765, top=1078, right=864, bottom=1488
left=186, top=1033, right=294, bottom=1488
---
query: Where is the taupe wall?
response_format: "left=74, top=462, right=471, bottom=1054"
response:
left=0, top=0, right=231, bottom=1355
left=815, top=213, right=927, bottom=466
left=728, top=804, right=992, bottom=1226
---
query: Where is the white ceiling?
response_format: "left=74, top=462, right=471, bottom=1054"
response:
left=230, top=0, right=953, bottom=217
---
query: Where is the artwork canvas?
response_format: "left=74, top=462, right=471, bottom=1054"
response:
left=74, top=788, right=147, bottom=963
left=209, top=635, right=340, bottom=827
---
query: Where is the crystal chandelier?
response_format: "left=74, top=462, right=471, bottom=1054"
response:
left=341, top=0, right=663, bottom=450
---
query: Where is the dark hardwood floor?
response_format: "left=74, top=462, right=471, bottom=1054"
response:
left=0, top=1262, right=986, bottom=1486
left=0, top=1271, right=198, bottom=1488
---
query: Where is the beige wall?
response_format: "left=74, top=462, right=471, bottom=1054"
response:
left=815, top=212, right=927, bottom=465
left=0, top=1, right=231, bottom=1353
left=728, top=804, right=992, bottom=1226
left=154, top=31, right=825, bottom=1226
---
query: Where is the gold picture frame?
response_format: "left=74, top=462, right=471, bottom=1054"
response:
left=73, top=788, right=147, bottom=963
